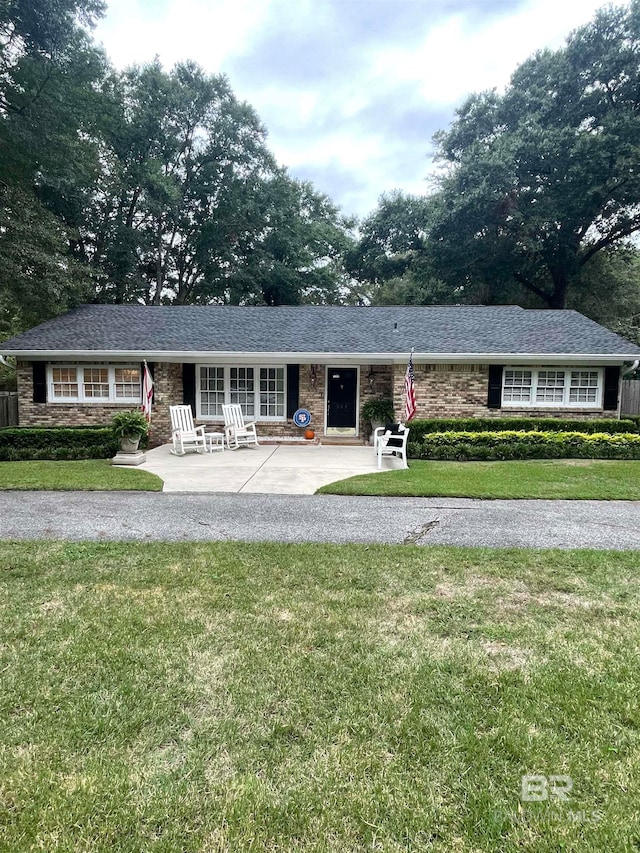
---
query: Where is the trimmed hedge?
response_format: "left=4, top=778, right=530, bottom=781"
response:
left=410, top=430, right=640, bottom=462
left=406, top=417, right=638, bottom=441
left=0, top=426, right=119, bottom=461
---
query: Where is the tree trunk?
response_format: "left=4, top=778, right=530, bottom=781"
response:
left=547, top=266, right=569, bottom=309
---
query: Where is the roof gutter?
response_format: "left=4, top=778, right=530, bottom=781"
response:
left=1, top=349, right=638, bottom=365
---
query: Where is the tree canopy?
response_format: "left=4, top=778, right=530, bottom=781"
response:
left=2, top=0, right=640, bottom=348
left=429, top=0, right=640, bottom=309
left=0, top=1, right=355, bottom=338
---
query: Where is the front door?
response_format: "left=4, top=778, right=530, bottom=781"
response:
left=326, top=367, right=358, bottom=435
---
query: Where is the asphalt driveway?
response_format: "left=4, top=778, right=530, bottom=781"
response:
left=0, top=492, right=639, bottom=549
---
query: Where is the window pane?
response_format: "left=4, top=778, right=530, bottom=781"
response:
left=51, top=367, right=78, bottom=399
left=503, top=370, right=532, bottom=403
left=230, top=367, right=255, bottom=417
left=259, top=367, right=285, bottom=417
left=83, top=367, right=110, bottom=399
left=535, top=370, right=565, bottom=403
left=114, top=367, right=141, bottom=399
left=569, top=371, right=599, bottom=404
left=200, top=366, right=225, bottom=417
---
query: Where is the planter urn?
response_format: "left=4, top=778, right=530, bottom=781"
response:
left=120, top=434, right=141, bottom=453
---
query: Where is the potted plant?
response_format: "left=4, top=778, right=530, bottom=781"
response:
left=361, top=398, right=395, bottom=443
left=111, top=410, right=149, bottom=453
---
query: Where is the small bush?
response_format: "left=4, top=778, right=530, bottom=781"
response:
left=0, top=426, right=119, bottom=461
left=412, top=430, right=640, bottom=461
left=407, top=417, right=637, bottom=442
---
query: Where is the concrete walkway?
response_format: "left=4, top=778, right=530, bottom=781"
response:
left=134, top=443, right=394, bottom=493
left=0, top=492, right=639, bottom=549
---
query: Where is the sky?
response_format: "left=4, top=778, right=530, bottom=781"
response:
left=94, top=0, right=623, bottom=220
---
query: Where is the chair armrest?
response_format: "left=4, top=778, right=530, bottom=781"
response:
left=194, top=425, right=207, bottom=436
left=373, top=426, right=387, bottom=450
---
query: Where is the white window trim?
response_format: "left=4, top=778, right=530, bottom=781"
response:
left=196, top=364, right=287, bottom=422
left=502, top=367, right=603, bottom=409
left=47, top=364, right=142, bottom=404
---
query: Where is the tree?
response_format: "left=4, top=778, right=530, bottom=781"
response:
left=345, top=191, right=454, bottom=305
left=568, top=245, right=640, bottom=326
left=77, top=61, right=354, bottom=307
left=0, top=186, right=92, bottom=330
left=430, top=0, right=640, bottom=309
left=227, top=172, right=356, bottom=306
left=0, top=0, right=107, bottom=329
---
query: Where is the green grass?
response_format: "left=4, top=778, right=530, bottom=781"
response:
left=318, top=459, right=640, bottom=500
left=1, top=541, right=639, bottom=851
left=0, top=459, right=162, bottom=491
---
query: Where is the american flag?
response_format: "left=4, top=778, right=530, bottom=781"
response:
left=404, top=350, right=417, bottom=422
left=141, top=361, right=154, bottom=422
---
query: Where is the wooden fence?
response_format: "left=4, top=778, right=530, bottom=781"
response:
left=621, top=380, right=640, bottom=417
left=0, top=392, right=18, bottom=427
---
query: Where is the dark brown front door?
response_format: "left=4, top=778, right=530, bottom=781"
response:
left=326, top=368, right=357, bottom=430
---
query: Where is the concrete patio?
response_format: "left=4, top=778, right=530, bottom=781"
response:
left=135, top=443, right=399, bottom=493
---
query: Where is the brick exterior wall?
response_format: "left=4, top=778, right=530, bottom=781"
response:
left=14, top=360, right=617, bottom=447
left=148, top=362, right=182, bottom=445
left=16, top=360, right=145, bottom=428
left=391, top=363, right=614, bottom=420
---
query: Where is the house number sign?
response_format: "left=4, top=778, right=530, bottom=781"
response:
left=293, top=408, right=312, bottom=428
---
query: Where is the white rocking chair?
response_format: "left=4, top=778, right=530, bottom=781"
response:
left=374, top=422, right=409, bottom=470
left=222, top=403, right=259, bottom=450
left=169, top=405, right=207, bottom=455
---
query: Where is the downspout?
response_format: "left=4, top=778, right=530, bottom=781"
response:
left=623, top=359, right=639, bottom=377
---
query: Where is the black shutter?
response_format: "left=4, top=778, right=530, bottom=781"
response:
left=487, top=365, right=504, bottom=409
left=603, top=366, right=620, bottom=411
left=32, top=362, right=47, bottom=403
left=182, top=363, right=196, bottom=413
left=286, top=364, right=299, bottom=419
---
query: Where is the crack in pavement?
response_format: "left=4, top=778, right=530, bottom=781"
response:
left=404, top=519, right=441, bottom=545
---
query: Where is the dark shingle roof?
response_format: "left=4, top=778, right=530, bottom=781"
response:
left=2, top=304, right=639, bottom=357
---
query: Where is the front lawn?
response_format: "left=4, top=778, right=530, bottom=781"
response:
left=0, top=459, right=162, bottom=490
left=1, top=541, right=639, bottom=851
left=318, top=459, right=640, bottom=500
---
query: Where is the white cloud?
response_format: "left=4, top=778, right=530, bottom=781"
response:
left=95, top=0, right=270, bottom=71
left=94, top=0, right=627, bottom=218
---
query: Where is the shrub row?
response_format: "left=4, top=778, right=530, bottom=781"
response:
left=406, top=417, right=638, bottom=440
left=0, top=426, right=118, bottom=461
left=409, top=430, right=640, bottom=462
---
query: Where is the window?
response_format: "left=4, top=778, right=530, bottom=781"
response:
left=502, top=367, right=602, bottom=408
left=536, top=370, right=565, bottom=404
left=83, top=367, right=109, bottom=399
left=197, top=365, right=286, bottom=421
left=503, top=370, right=532, bottom=403
left=48, top=364, right=141, bottom=403
left=230, top=367, right=255, bottom=417
left=51, top=367, right=79, bottom=399
left=569, top=371, right=599, bottom=404
left=200, top=366, right=225, bottom=417
left=260, top=367, right=285, bottom=418
left=114, top=367, right=141, bottom=399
